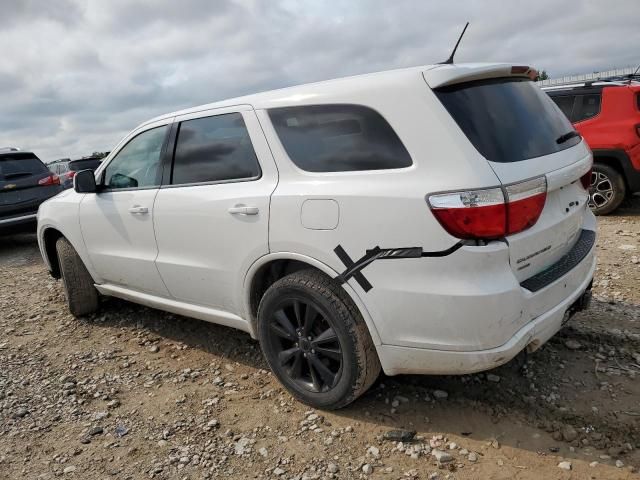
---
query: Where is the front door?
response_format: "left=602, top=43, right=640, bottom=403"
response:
left=153, top=107, right=278, bottom=316
left=79, top=121, right=171, bottom=296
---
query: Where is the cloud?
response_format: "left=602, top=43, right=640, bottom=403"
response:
left=1, top=0, right=638, bottom=161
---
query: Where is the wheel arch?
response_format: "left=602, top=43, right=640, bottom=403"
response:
left=592, top=149, right=640, bottom=193
left=243, top=253, right=382, bottom=345
left=41, top=226, right=65, bottom=278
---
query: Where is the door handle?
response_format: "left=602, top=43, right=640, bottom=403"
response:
left=128, top=205, right=149, bottom=214
left=228, top=205, right=259, bottom=215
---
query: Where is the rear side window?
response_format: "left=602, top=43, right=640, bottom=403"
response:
left=0, top=153, right=48, bottom=180
left=268, top=104, right=412, bottom=172
left=171, top=113, right=261, bottom=185
left=550, top=95, right=575, bottom=121
left=574, top=94, right=601, bottom=122
left=435, top=78, right=580, bottom=163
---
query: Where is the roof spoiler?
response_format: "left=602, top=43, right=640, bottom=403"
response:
left=423, top=63, right=536, bottom=89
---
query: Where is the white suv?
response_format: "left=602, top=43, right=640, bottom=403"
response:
left=38, top=63, right=595, bottom=409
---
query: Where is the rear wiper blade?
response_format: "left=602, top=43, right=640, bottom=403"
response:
left=4, top=171, right=32, bottom=179
left=556, top=131, right=581, bottom=144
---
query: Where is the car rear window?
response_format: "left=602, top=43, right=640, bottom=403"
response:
left=435, top=78, right=581, bottom=163
left=0, top=153, right=48, bottom=181
left=69, top=159, right=102, bottom=171
left=574, top=94, right=601, bottom=122
left=268, top=104, right=413, bottom=172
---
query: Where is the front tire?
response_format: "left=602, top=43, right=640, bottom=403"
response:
left=588, top=163, right=626, bottom=215
left=56, top=237, right=99, bottom=317
left=257, top=269, right=380, bottom=409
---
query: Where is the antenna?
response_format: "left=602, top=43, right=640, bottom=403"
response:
left=440, top=22, right=469, bottom=65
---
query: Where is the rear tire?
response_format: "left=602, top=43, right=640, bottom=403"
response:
left=588, top=163, right=626, bottom=215
left=257, top=269, right=380, bottom=410
left=56, top=237, right=99, bottom=317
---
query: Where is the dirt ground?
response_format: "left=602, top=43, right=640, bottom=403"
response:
left=1, top=198, right=639, bottom=480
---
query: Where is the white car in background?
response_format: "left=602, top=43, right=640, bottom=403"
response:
left=37, top=63, right=595, bottom=409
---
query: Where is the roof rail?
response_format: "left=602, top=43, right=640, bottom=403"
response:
left=538, top=67, right=639, bottom=87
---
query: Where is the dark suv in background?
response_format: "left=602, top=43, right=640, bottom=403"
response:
left=50, top=156, right=104, bottom=189
left=0, top=149, right=63, bottom=233
left=545, top=80, right=640, bottom=214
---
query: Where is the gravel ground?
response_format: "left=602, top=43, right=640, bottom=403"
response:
left=1, top=198, right=639, bottom=479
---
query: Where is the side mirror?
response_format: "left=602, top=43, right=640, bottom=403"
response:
left=74, top=169, right=97, bottom=193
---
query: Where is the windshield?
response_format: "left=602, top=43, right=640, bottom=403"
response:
left=435, top=78, right=581, bottom=163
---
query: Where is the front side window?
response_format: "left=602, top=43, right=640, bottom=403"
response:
left=171, top=113, right=261, bottom=185
left=104, top=126, right=167, bottom=190
left=268, top=104, right=413, bottom=172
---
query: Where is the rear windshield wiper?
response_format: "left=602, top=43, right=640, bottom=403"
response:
left=556, top=130, right=581, bottom=144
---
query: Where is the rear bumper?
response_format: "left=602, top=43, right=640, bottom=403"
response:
left=377, top=253, right=595, bottom=375
left=0, top=212, right=38, bottom=233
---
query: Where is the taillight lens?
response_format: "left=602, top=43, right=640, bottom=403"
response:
left=428, top=176, right=547, bottom=240
left=504, top=177, right=547, bottom=235
left=429, top=188, right=506, bottom=239
left=580, top=168, right=592, bottom=190
left=65, top=171, right=76, bottom=179
left=38, top=174, right=60, bottom=186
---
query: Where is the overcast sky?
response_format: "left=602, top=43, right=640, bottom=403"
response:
left=1, top=0, right=639, bottom=162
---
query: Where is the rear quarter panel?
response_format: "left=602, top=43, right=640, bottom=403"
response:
left=258, top=71, right=504, bottom=349
left=576, top=87, right=640, bottom=167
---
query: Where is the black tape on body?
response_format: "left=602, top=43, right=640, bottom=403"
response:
left=334, top=242, right=463, bottom=292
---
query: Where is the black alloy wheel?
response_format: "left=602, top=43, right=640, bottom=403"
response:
left=257, top=269, right=381, bottom=409
left=266, top=297, right=343, bottom=393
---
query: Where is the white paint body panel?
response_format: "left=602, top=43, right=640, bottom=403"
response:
left=153, top=108, right=278, bottom=316
left=37, top=63, right=596, bottom=377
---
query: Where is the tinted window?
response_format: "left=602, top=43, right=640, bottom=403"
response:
left=172, top=113, right=261, bottom=184
left=268, top=104, right=412, bottom=172
left=550, top=95, right=575, bottom=121
left=0, top=153, right=48, bottom=180
left=574, top=94, right=601, bottom=122
left=435, top=78, right=580, bottom=163
left=69, top=159, right=102, bottom=171
left=104, top=126, right=167, bottom=190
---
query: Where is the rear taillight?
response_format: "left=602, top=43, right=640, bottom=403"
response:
left=428, top=176, right=547, bottom=240
left=580, top=168, right=592, bottom=190
left=65, top=171, right=76, bottom=179
left=38, top=174, right=60, bottom=186
left=504, top=177, right=547, bottom=235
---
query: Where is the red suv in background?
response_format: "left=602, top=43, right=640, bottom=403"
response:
left=546, top=80, right=640, bottom=214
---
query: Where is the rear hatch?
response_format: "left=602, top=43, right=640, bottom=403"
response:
left=0, top=153, right=61, bottom=218
left=427, top=66, right=593, bottom=283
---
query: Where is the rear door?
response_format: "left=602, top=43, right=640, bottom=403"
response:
left=0, top=153, right=60, bottom=219
left=153, top=106, right=278, bottom=316
left=433, top=76, right=593, bottom=281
